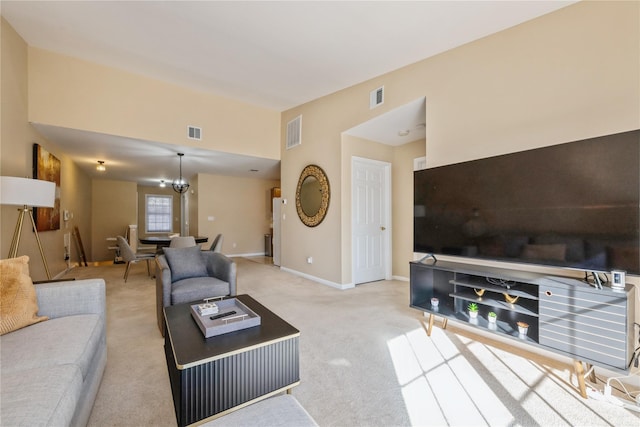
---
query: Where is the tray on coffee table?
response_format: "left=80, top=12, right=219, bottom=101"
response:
left=190, top=297, right=261, bottom=338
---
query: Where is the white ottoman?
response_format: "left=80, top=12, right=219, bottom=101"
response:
left=203, top=394, right=317, bottom=427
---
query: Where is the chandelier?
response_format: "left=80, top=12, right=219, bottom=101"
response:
left=172, top=153, right=190, bottom=194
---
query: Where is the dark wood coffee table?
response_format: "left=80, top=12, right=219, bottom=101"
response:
left=164, top=294, right=300, bottom=426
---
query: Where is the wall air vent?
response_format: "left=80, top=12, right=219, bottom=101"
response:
left=370, top=86, right=384, bottom=109
left=187, top=126, right=202, bottom=140
left=286, top=115, right=302, bottom=150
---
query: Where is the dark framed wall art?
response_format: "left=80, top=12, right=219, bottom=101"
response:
left=32, top=143, right=61, bottom=231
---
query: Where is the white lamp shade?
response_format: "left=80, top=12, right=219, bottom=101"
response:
left=0, top=177, right=56, bottom=207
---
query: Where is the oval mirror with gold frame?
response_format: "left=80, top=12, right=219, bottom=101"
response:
left=296, top=164, right=330, bottom=227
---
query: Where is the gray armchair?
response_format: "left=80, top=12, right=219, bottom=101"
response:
left=155, top=246, right=237, bottom=335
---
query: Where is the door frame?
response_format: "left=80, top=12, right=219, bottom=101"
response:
left=351, top=156, right=392, bottom=285
left=272, top=197, right=281, bottom=266
left=181, top=192, right=189, bottom=236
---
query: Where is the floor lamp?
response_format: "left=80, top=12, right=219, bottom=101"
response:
left=1, top=176, right=56, bottom=280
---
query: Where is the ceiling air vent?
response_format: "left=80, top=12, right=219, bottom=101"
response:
left=286, top=115, right=302, bottom=150
left=370, top=86, right=384, bottom=109
left=187, top=125, right=202, bottom=141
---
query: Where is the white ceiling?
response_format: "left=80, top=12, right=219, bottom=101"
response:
left=344, top=97, right=426, bottom=146
left=2, top=1, right=576, bottom=184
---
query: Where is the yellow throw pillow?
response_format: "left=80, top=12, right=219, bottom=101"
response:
left=0, top=256, right=48, bottom=335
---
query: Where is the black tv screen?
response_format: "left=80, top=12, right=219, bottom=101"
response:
left=414, top=130, right=640, bottom=275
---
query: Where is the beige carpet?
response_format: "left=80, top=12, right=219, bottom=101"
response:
left=62, top=257, right=640, bottom=426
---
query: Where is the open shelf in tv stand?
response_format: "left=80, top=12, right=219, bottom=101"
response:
left=409, top=259, right=635, bottom=398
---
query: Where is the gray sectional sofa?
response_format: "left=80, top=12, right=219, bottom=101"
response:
left=0, top=278, right=107, bottom=426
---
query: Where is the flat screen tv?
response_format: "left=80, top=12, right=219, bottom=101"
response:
left=414, top=129, right=640, bottom=276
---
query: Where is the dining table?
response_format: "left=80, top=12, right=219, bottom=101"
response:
left=139, top=236, right=209, bottom=251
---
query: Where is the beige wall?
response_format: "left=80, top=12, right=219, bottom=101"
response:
left=91, top=180, right=137, bottom=262
left=196, top=174, right=279, bottom=255
left=22, top=44, right=283, bottom=264
left=27, top=48, right=281, bottom=161
left=101, top=174, right=273, bottom=260
left=136, top=173, right=276, bottom=255
left=59, top=147, right=93, bottom=265
left=1, top=18, right=92, bottom=280
left=280, top=1, right=640, bottom=286
left=3, top=1, right=639, bottom=288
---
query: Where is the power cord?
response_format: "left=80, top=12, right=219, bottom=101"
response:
left=485, top=276, right=516, bottom=289
left=631, top=345, right=640, bottom=370
left=633, top=323, right=640, bottom=369
left=604, top=376, right=640, bottom=411
left=587, top=373, right=640, bottom=411
left=583, top=271, right=608, bottom=289
left=605, top=376, right=639, bottom=400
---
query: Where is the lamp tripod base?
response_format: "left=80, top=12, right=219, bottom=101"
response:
left=9, top=206, right=52, bottom=280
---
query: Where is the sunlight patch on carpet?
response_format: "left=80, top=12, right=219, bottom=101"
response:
left=388, top=327, right=517, bottom=426
left=387, top=333, right=424, bottom=386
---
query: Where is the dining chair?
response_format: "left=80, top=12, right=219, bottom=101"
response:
left=169, top=236, right=197, bottom=248
left=209, top=234, right=223, bottom=252
left=116, top=236, right=156, bottom=282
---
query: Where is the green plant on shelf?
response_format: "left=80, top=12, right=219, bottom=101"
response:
left=468, top=302, right=479, bottom=312
left=488, top=311, right=497, bottom=318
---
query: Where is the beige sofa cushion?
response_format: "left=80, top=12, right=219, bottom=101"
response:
left=0, top=256, right=48, bottom=335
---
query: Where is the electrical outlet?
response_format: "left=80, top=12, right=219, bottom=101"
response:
left=307, top=256, right=313, bottom=264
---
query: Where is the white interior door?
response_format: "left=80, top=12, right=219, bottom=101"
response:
left=352, top=157, right=391, bottom=284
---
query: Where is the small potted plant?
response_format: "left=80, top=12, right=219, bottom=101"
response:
left=488, top=311, right=497, bottom=324
left=468, top=302, right=479, bottom=319
left=431, top=297, right=439, bottom=307
left=517, top=321, right=529, bottom=336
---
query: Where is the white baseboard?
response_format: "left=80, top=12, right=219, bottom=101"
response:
left=280, top=267, right=354, bottom=290
left=228, top=252, right=267, bottom=258
left=54, top=265, right=76, bottom=280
